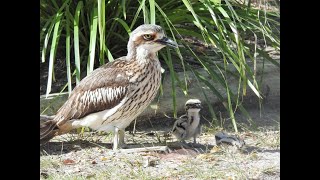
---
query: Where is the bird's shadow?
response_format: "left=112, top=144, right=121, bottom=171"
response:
left=240, top=145, right=280, bottom=154
left=40, top=140, right=215, bottom=156
left=40, top=140, right=112, bottom=156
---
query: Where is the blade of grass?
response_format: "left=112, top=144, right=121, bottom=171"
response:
left=130, top=0, right=146, bottom=29
left=189, top=66, right=218, bottom=124
left=46, top=12, right=63, bottom=97
left=66, top=5, right=72, bottom=95
left=160, top=50, right=177, bottom=118
left=41, top=0, right=70, bottom=63
left=149, top=0, right=155, bottom=24
left=121, top=0, right=126, bottom=20
left=248, top=79, right=262, bottom=98
left=50, top=0, right=59, bottom=10
left=87, top=7, right=98, bottom=75
left=155, top=3, right=188, bottom=94
left=40, top=16, right=53, bottom=42
left=41, top=71, right=76, bottom=114
left=246, top=43, right=280, bottom=67
left=41, top=17, right=55, bottom=63
left=113, top=18, right=132, bottom=35
left=74, top=1, right=83, bottom=84
left=142, top=0, right=149, bottom=24
left=97, top=0, right=106, bottom=65
left=181, top=0, right=208, bottom=45
left=65, top=10, right=89, bottom=47
left=182, top=0, right=205, bottom=31
left=184, top=42, right=254, bottom=129
left=226, top=84, right=237, bottom=132
left=104, top=1, right=124, bottom=42
left=104, top=44, right=114, bottom=62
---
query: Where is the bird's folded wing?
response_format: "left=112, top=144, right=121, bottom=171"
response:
left=55, top=59, right=131, bottom=126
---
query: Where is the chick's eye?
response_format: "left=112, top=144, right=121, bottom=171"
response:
left=143, top=34, right=153, bottom=40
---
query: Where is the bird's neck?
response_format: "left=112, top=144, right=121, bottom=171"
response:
left=127, top=43, right=157, bottom=65
left=187, top=111, right=200, bottom=125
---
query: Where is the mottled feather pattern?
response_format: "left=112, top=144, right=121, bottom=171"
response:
left=99, top=58, right=161, bottom=127
left=55, top=59, right=130, bottom=126
left=172, top=115, right=188, bottom=139
left=172, top=111, right=201, bottom=142
left=54, top=57, right=161, bottom=130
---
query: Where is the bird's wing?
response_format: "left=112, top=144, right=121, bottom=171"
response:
left=54, top=57, right=132, bottom=126
left=172, top=115, right=188, bottom=139
left=172, top=115, right=188, bottom=131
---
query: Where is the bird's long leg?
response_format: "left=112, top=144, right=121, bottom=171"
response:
left=118, top=128, right=127, bottom=149
left=112, top=128, right=169, bottom=153
left=191, top=137, right=202, bottom=148
left=113, top=126, right=120, bottom=150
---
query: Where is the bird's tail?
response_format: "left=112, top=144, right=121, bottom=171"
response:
left=40, top=115, right=58, bottom=145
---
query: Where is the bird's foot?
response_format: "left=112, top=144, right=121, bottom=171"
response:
left=188, top=142, right=203, bottom=148
left=177, top=141, right=192, bottom=149
left=113, top=143, right=129, bottom=151
left=177, top=140, right=202, bottom=149
left=119, top=143, right=129, bottom=149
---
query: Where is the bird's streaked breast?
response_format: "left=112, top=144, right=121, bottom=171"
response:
left=72, top=58, right=162, bottom=132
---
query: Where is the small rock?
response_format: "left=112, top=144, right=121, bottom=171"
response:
left=40, top=172, right=49, bottom=179
left=215, top=132, right=245, bottom=148
left=143, top=157, right=159, bottom=167
left=146, top=132, right=155, bottom=136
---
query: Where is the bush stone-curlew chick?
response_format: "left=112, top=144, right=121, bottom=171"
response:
left=172, top=99, right=202, bottom=144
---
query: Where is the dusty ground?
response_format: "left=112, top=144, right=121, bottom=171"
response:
left=40, top=99, right=280, bottom=180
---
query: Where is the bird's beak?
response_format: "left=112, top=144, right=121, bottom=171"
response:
left=186, top=103, right=202, bottom=110
left=194, top=103, right=202, bottom=109
left=155, top=37, right=178, bottom=48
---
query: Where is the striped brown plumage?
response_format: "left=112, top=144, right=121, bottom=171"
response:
left=40, top=24, right=178, bottom=149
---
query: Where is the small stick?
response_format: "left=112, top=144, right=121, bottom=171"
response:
left=116, top=146, right=169, bottom=153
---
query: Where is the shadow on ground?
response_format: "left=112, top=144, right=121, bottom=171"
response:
left=41, top=139, right=215, bottom=156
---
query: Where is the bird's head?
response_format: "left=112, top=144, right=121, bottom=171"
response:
left=185, top=99, right=202, bottom=113
left=127, top=24, right=178, bottom=59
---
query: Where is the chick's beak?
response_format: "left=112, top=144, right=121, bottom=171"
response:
left=155, top=37, right=178, bottom=48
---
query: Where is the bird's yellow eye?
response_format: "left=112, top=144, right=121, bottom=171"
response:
left=143, top=34, right=153, bottom=40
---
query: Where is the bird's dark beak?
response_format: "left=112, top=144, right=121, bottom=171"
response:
left=194, top=103, right=202, bottom=109
left=186, top=103, right=202, bottom=110
left=155, top=37, right=178, bottom=48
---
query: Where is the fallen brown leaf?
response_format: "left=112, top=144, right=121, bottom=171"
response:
left=101, top=157, right=108, bottom=161
left=62, top=158, right=76, bottom=165
left=210, top=146, right=221, bottom=153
